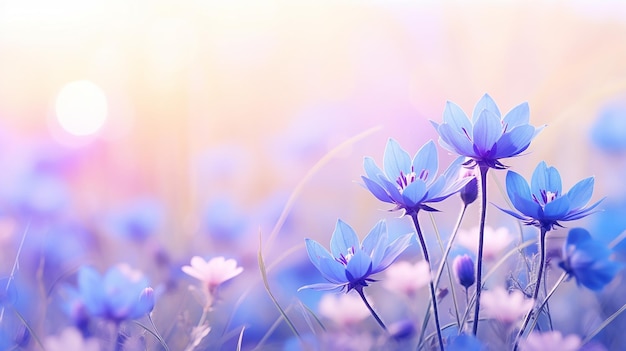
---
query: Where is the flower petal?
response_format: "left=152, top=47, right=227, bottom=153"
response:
left=361, top=176, right=393, bottom=203
left=443, top=101, right=472, bottom=132
left=361, top=220, right=387, bottom=264
left=566, top=228, right=592, bottom=247
left=472, top=109, right=504, bottom=155
left=506, top=171, right=536, bottom=215
left=376, top=233, right=413, bottom=272
left=438, top=123, right=476, bottom=157
left=318, top=258, right=348, bottom=284
left=305, top=238, right=334, bottom=273
left=363, top=157, right=385, bottom=181
left=345, top=250, right=373, bottom=282
left=566, top=177, right=594, bottom=210
left=401, top=179, right=427, bottom=207
left=412, top=140, right=438, bottom=186
left=298, top=282, right=346, bottom=292
left=531, top=162, right=562, bottom=199
left=562, top=199, right=604, bottom=221
left=330, top=220, right=360, bottom=258
left=544, top=195, right=570, bottom=220
left=383, top=139, right=411, bottom=180
left=78, top=266, right=105, bottom=316
left=472, top=93, right=501, bottom=121
left=503, top=102, right=529, bottom=129
left=494, top=125, right=535, bottom=158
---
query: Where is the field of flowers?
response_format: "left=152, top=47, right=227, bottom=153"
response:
left=1, top=1, right=626, bottom=350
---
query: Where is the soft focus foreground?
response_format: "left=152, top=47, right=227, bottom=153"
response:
left=2, top=1, right=626, bottom=350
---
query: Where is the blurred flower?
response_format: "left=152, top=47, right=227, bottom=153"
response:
left=497, top=161, right=603, bottom=231
left=447, top=333, right=483, bottom=351
left=456, top=225, right=514, bottom=260
left=480, top=287, right=534, bottom=325
left=318, top=293, right=370, bottom=327
left=361, top=139, right=470, bottom=215
left=300, top=219, right=412, bottom=292
left=106, top=198, right=163, bottom=242
left=382, top=260, right=431, bottom=297
left=44, top=328, right=100, bottom=351
left=558, top=228, right=621, bottom=291
left=181, top=256, right=243, bottom=294
left=431, top=93, right=543, bottom=169
left=452, top=254, right=475, bottom=289
left=519, top=331, right=581, bottom=351
left=70, top=264, right=153, bottom=324
left=387, top=319, right=416, bottom=341
left=591, top=102, right=626, bottom=153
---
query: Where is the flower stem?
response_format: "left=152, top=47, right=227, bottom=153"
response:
left=472, top=165, right=489, bottom=336
left=411, top=213, right=444, bottom=351
left=513, top=227, right=548, bottom=350
left=355, top=286, right=387, bottom=331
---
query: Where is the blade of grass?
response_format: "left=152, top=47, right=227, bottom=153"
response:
left=236, top=326, right=245, bottom=351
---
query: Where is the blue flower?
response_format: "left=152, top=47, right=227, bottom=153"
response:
left=361, top=139, right=471, bottom=215
left=558, top=228, right=621, bottom=291
left=300, top=219, right=412, bottom=292
left=431, top=94, right=543, bottom=169
left=69, top=264, right=154, bottom=324
left=496, top=161, right=603, bottom=231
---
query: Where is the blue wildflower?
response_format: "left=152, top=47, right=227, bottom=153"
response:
left=300, top=219, right=412, bottom=292
left=431, top=93, right=543, bottom=169
left=447, top=333, right=483, bottom=351
left=361, top=139, right=471, bottom=215
left=453, top=254, right=475, bottom=289
left=496, top=161, right=603, bottom=231
left=559, top=228, right=621, bottom=291
left=69, top=264, right=154, bottom=324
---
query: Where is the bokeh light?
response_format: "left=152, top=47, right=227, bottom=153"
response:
left=54, top=80, right=107, bottom=136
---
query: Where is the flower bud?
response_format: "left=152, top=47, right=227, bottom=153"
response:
left=139, top=287, right=155, bottom=314
left=453, top=255, right=475, bottom=289
left=459, top=165, right=478, bottom=205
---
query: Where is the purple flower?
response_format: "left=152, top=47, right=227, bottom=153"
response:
left=496, top=161, right=603, bottom=231
left=431, top=94, right=543, bottom=169
left=361, top=139, right=471, bottom=215
left=453, top=254, right=475, bottom=289
left=559, top=228, right=621, bottom=291
left=300, top=219, right=412, bottom=292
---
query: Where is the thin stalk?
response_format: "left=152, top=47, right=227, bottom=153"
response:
left=528, top=272, right=567, bottom=333
left=411, top=213, right=444, bottom=351
left=514, top=227, right=548, bottom=350
left=472, top=165, right=489, bottom=335
left=355, top=286, right=387, bottom=331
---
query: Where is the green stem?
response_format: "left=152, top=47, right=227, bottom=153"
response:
left=411, top=213, right=444, bottom=351
left=472, top=165, right=489, bottom=335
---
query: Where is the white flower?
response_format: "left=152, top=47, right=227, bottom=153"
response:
left=456, top=225, right=513, bottom=260
left=383, top=260, right=431, bottom=297
left=181, top=256, right=243, bottom=293
left=520, top=331, right=581, bottom=351
left=480, top=287, right=534, bottom=324
left=44, top=328, right=100, bottom=351
left=318, top=293, right=369, bottom=327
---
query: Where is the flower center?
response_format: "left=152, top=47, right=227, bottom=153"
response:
left=395, top=166, right=428, bottom=193
left=532, top=189, right=558, bottom=206
left=336, top=247, right=355, bottom=266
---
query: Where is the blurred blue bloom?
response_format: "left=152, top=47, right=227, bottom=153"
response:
left=70, top=264, right=154, bottom=324
left=431, top=93, right=543, bottom=169
left=300, top=219, right=412, bottom=292
left=361, top=139, right=470, bottom=215
left=447, top=333, right=483, bottom=351
left=496, top=161, right=603, bottom=231
left=559, top=228, right=621, bottom=291
left=107, top=198, right=163, bottom=242
left=591, top=102, right=626, bottom=153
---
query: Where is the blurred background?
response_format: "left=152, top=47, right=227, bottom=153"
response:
left=2, top=0, right=626, bottom=349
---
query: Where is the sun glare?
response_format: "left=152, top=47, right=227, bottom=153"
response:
left=55, top=80, right=108, bottom=136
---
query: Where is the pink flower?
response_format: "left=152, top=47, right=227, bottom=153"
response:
left=456, top=225, right=513, bottom=260
left=520, top=331, right=582, bottom=351
left=383, top=260, right=431, bottom=297
left=45, top=328, right=100, bottom=351
left=318, top=293, right=370, bottom=327
left=480, top=287, right=534, bottom=325
left=182, top=256, right=243, bottom=293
